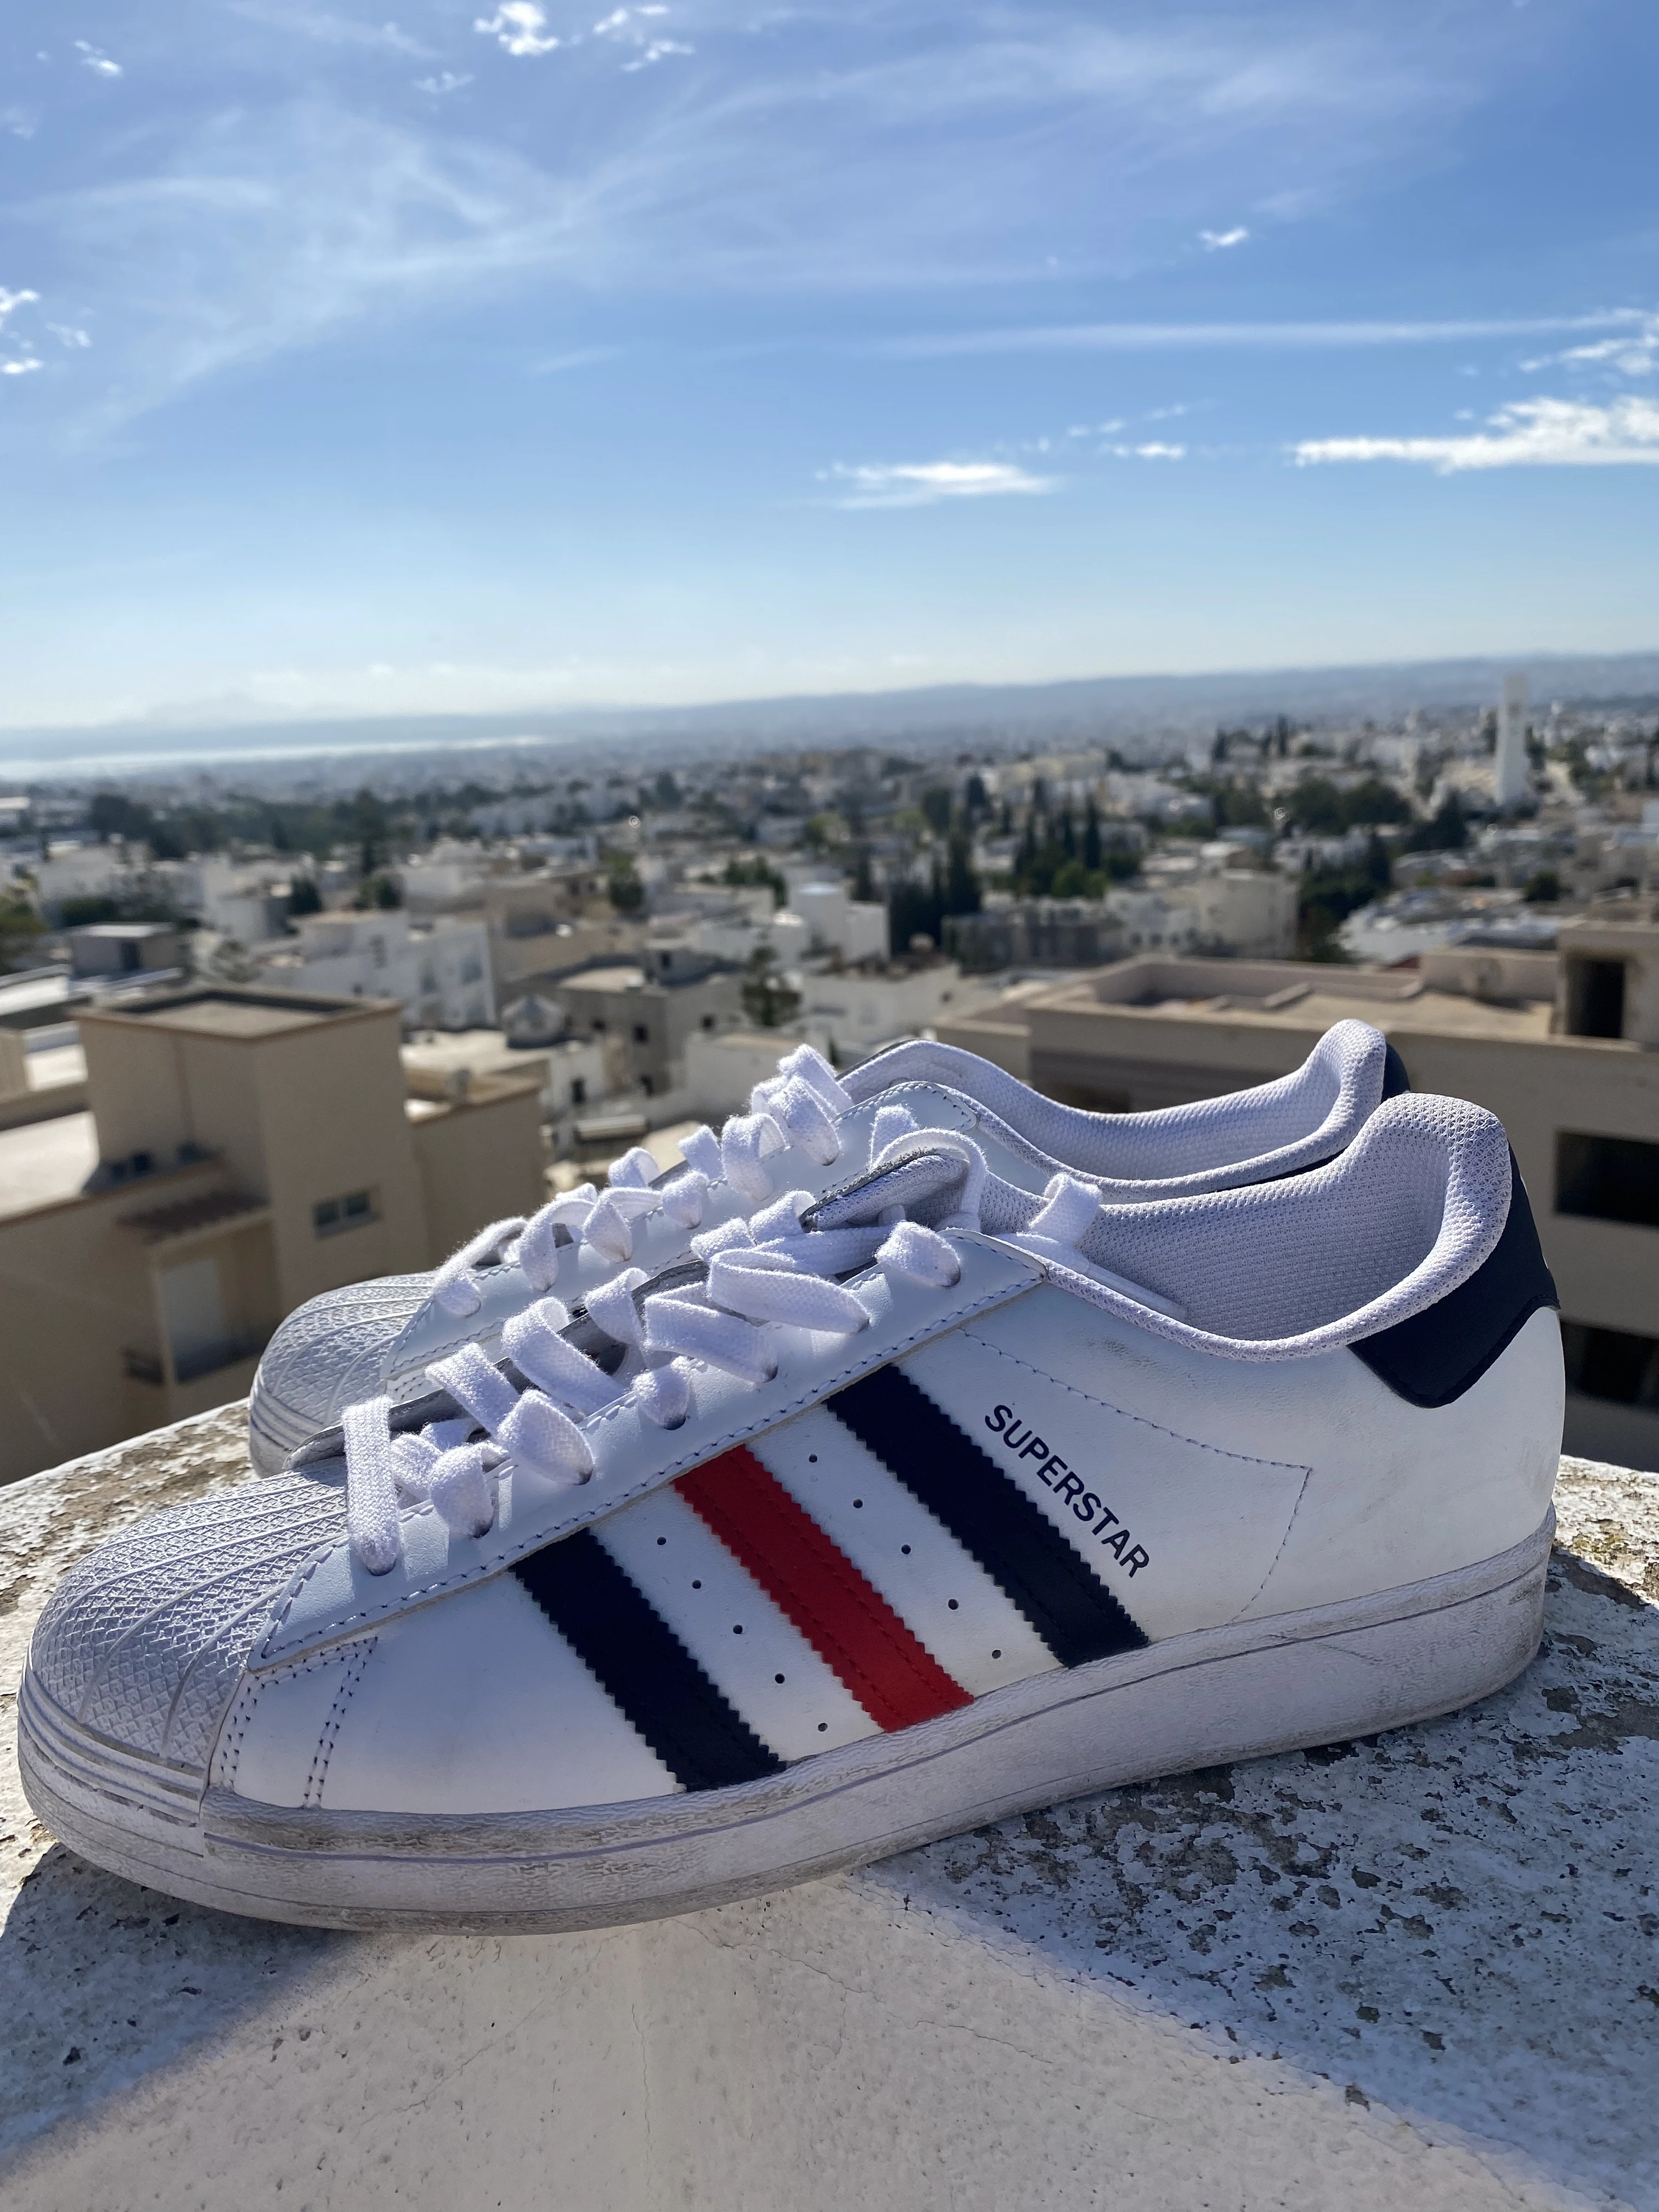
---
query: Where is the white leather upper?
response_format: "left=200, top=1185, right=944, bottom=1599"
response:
left=253, top=1235, right=1043, bottom=1667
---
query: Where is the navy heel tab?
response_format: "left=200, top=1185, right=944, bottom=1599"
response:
left=1352, top=1150, right=1558, bottom=1408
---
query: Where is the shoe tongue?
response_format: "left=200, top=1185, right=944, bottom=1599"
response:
left=802, top=1144, right=973, bottom=1233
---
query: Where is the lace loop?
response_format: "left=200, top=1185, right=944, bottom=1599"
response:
left=427, top=1046, right=851, bottom=1314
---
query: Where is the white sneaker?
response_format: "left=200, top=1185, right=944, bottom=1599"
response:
left=21, top=1091, right=1561, bottom=1932
left=247, top=1022, right=1408, bottom=1473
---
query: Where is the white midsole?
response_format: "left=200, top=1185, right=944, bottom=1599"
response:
left=19, top=1513, right=1552, bottom=1933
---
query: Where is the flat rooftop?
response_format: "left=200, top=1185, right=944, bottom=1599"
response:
left=557, top=966, right=647, bottom=993
left=1046, top=979, right=1559, bottom=1046
left=79, top=987, right=387, bottom=1041
left=0, top=1111, right=97, bottom=1220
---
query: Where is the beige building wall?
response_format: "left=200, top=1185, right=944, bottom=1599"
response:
left=410, top=1078, right=547, bottom=1260
left=0, top=1154, right=230, bottom=1482
left=0, top=984, right=548, bottom=1486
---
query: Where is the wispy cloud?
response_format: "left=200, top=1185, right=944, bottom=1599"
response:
left=822, top=459, right=1055, bottom=509
left=474, top=3, right=566, bottom=57
left=415, top=71, right=473, bottom=95
left=1109, top=441, right=1186, bottom=459
left=1295, top=396, right=1659, bottom=471
left=74, top=40, right=122, bottom=78
left=29, top=105, right=590, bottom=428
left=532, top=345, right=622, bottom=373
left=1199, top=226, right=1249, bottom=250
left=1520, top=315, right=1659, bottom=379
left=1, top=286, right=42, bottom=379
left=593, top=6, right=693, bottom=71
left=230, top=7, right=434, bottom=57
left=876, top=312, right=1651, bottom=360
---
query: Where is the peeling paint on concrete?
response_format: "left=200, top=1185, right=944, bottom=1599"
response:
left=2, top=1425, right=1655, bottom=2209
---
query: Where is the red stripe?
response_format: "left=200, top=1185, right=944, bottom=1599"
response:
left=675, top=1447, right=970, bottom=1732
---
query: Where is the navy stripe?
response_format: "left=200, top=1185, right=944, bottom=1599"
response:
left=827, top=1365, right=1148, bottom=1669
left=512, top=1532, right=783, bottom=1793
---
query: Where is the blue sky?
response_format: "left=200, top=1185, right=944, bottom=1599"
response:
left=2, top=0, right=1656, bottom=729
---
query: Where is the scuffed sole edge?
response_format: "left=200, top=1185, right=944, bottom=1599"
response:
left=19, top=1516, right=1552, bottom=1933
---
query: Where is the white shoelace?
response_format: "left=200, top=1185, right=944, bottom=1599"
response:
left=342, top=1192, right=967, bottom=1576
left=428, top=1045, right=855, bottom=1318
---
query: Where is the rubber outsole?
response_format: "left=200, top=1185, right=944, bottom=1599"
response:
left=18, top=1514, right=1551, bottom=1933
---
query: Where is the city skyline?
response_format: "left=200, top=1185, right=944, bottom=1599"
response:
left=2, top=1, right=1657, bottom=730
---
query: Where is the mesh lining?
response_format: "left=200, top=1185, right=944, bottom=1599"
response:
left=1005, top=1093, right=1515, bottom=1359
left=846, top=1022, right=1388, bottom=1196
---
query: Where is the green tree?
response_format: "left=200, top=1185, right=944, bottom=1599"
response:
left=0, top=889, right=46, bottom=972
left=1400, top=791, right=1469, bottom=854
left=944, top=830, right=981, bottom=918
left=87, top=792, right=159, bottom=845
left=1524, top=869, right=1561, bottom=904
left=287, top=874, right=323, bottom=918
left=1081, top=797, right=1103, bottom=874
left=351, top=787, right=389, bottom=879
left=741, top=945, right=801, bottom=1029
left=721, top=856, right=787, bottom=906
left=607, top=856, right=645, bottom=912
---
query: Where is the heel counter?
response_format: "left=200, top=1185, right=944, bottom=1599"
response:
left=1352, top=1149, right=1557, bottom=1409
left=1242, top=1307, right=1564, bottom=1620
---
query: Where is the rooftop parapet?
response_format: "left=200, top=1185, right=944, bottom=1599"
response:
left=1, top=1409, right=1655, bottom=2208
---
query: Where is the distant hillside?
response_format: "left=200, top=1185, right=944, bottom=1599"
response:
left=4, top=649, right=1657, bottom=786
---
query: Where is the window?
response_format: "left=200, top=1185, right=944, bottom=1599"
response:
left=1555, top=1131, right=1659, bottom=1229
left=570, top=1077, right=586, bottom=1107
left=1564, top=957, right=1626, bottom=1039
left=313, top=1188, right=377, bottom=1238
left=633, top=1022, right=650, bottom=1043
left=1562, top=1321, right=1659, bottom=1408
left=701, top=1014, right=715, bottom=1030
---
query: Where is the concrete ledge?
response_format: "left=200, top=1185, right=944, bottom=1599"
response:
left=3, top=1411, right=1655, bottom=2210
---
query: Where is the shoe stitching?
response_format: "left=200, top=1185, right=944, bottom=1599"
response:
left=303, top=1639, right=377, bottom=1809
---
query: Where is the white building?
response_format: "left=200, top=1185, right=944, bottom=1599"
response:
left=157, top=856, right=292, bottom=944
left=1166, top=864, right=1299, bottom=960
left=33, top=844, right=136, bottom=918
left=786, top=879, right=890, bottom=964
left=1101, top=889, right=1200, bottom=957
left=682, top=1027, right=800, bottom=1118
left=256, top=911, right=494, bottom=1031
left=396, top=841, right=496, bottom=916
left=1495, top=673, right=1530, bottom=810
left=798, top=959, right=983, bottom=1061
left=678, top=906, right=810, bottom=972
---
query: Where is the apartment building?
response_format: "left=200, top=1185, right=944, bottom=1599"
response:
left=947, top=899, right=1127, bottom=973
left=545, top=954, right=743, bottom=1097
left=482, top=868, right=637, bottom=997
left=799, top=953, right=987, bottom=1060
left=0, top=983, right=544, bottom=1486
left=937, top=912, right=1659, bottom=1473
left=257, top=910, right=496, bottom=1031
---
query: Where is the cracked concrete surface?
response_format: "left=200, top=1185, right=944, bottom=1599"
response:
left=1, top=1415, right=1655, bottom=2209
